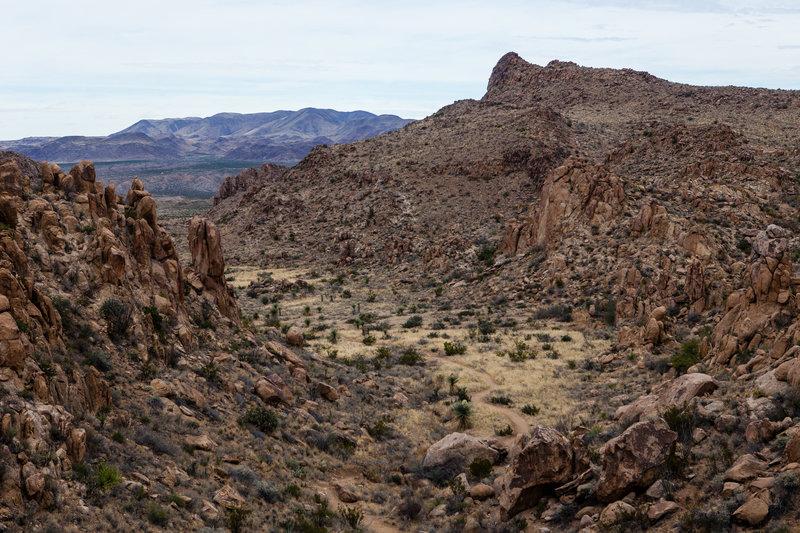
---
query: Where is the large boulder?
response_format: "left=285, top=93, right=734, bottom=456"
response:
left=595, top=420, right=677, bottom=503
left=498, top=426, right=574, bottom=518
left=616, top=373, right=718, bottom=423
left=423, top=432, right=500, bottom=474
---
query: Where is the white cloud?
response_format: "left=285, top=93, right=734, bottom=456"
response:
left=1, top=0, right=799, bottom=138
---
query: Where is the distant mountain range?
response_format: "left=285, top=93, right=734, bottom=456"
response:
left=0, top=108, right=414, bottom=163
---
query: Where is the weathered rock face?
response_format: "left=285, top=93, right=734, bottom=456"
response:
left=212, top=162, right=287, bottom=205
left=500, top=158, right=625, bottom=255
left=188, top=217, right=239, bottom=324
left=709, top=224, right=796, bottom=368
left=499, top=426, right=574, bottom=518
left=595, top=420, right=677, bottom=502
left=423, top=432, right=501, bottom=473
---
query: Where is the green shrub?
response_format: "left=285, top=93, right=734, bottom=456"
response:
left=476, top=244, right=497, bottom=266
left=495, top=425, right=513, bottom=436
left=403, top=315, right=423, bottom=328
left=443, top=341, right=467, bottom=356
left=226, top=507, right=251, bottom=533
left=670, top=338, right=701, bottom=374
left=242, top=406, right=279, bottom=433
left=142, top=306, right=163, bottom=332
left=469, top=457, right=493, bottom=479
left=52, top=296, right=74, bottom=333
left=147, top=503, right=168, bottom=525
left=663, top=404, right=695, bottom=443
left=83, top=350, right=112, bottom=372
left=398, top=349, right=423, bottom=366
left=521, top=404, right=540, bottom=416
left=96, top=462, right=122, bottom=490
left=452, top=400, right=472, bottom=429
left=100, top=298, right=132, bottom=340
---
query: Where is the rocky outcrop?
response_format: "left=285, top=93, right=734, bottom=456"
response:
left=212, top=162, right=287, bottom=205
left=498, top=426, right=575, bottom=518
left=595, top=420, right=677, bottom=502
left=188, top=217, right=239, bottom=324
left=708, top=224, right=796, bottom=368
left=500, top=158, right=625, bottom=255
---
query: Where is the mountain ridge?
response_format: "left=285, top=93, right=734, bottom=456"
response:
left=0, top=108, right=414, bottom=163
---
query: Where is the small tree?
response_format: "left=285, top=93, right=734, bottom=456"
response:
left=101, top=298, right=132, bottom=340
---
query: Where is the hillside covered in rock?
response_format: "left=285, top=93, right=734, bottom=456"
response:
left=208, top=52, right=800, bottom=531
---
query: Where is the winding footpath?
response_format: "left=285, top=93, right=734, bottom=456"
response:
left=431, top=354, right=530, bottom=444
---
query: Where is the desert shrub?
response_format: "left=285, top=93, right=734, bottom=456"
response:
left=670, top=338, right=701, bottom=374
left=509, top=340, right=536, bottom=362
left=52, top=296, right=74, bottom=333
left=142, top=306, right=163, bottom=332
left=403, top=315, right=423, bottom=328
left=476, top=244, right=497, bottom=266
left=489, top=395, right=512, bottom=405
left=257, top=481, right=281, bottom=503
left=477, top=319, right=496, bottom=336
left=535, top=305, right=573, bottom=322
left=95, top=462, right=121, bottom=490
left=469, top=457, right=492, bottom=479
left=339, top=505, right=364, bottom=529
left=452, top=400, right=472, bottom=429
left=100, top=298, right=132, bottom=340
left=397, top=491, right=422, bottom=519
left=135, top=429, right=179, bottom=456
left=226, top=507, right=251, bottom=533
left=147, top=503, right=168, bottom=526
left=521, top=404, right=540, bottom=416
left=771, top=470, right=800, bottom=516
left=199, top=361, right=220, bottom=384
left=454, top=386, right=471, bottom=402
left=82, top=350, right=112, bottom=372
left=361, top=334, right=376, bottom=345
left=663, top=404, right=695, bottom=443
left=242, top=406, right=279, bottom=433
left=646, top=356, right=671, bottom=374
left=398, top=349, right=423, bottom=366
left=443, top=341, right=467, bottom=356
left=495, top=425, right=513, bottom=436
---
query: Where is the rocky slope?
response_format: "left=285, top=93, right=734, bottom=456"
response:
left=208, top=52, right=800, bottom=531
left=2, top=152, right=408, bottom=532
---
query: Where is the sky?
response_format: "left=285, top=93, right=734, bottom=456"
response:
left=2, top=0, right=799, bottom=139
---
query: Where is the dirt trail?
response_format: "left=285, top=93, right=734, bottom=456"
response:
left=315, top=470, right=405, bottom=533
left=431, top=355, right=530, bottom=443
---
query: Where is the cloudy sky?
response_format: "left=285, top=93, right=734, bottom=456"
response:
left=2, top=0, right=799, bottom=139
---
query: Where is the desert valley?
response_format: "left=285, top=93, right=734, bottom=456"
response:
left=2, top=51, right=800, bottom=533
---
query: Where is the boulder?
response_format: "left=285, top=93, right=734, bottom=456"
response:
left=470, top=483, right=496, bottom=500
left=784, top=432, right=800, bottom=463
left=423, top=432, right=500, bottom=473
left=315, top=382, right=339, bottom=402
left=499, top=426, right=574, bottom=518
left=648, top=500, right=680, bottom=521
left=599, top=500, right=636, bottom=526
left=724, top=454, right=767, bottom=482
left=595, top=420, right=677, bottom=502
left=213, top=484, right=245, bottom=509
left=286, top=325, right=304, bottom=347
left=732, top=497, right=769, bottom=525
left=657, top=373, right=719, bottom=407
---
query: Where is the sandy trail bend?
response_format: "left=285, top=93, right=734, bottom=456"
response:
left=431, top=355, right=530, bottom=444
